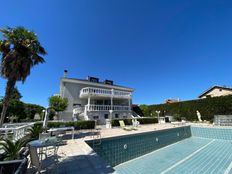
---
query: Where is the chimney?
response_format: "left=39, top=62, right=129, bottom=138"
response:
left=64, top=70, right=68, bottom=78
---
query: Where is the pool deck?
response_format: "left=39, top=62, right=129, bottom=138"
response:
left=39, top=123, right=231, bottom=174
left=42, top=123, right=186, bottom=174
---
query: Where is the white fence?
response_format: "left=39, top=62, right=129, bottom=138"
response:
left=0, top=122, right=35, bottom=141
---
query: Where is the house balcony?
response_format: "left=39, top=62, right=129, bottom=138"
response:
left=80, top=87, right=132, bottom=99
left=85, top=105, right=131, bottom=111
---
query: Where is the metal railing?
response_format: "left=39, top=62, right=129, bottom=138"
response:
left=85, top=105, right=130, bottom=111
left=80, top=87, right=131, bottom=98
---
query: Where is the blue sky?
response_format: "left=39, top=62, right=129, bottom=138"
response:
left=1, top=0, right=232, bottom=106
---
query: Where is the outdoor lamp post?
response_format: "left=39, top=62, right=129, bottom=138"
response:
left=42, top=109, right=46, bottom=119
left=107, top=110, right=113, bottom=128
left=156, top=110, right=161, bottom=124
left=43, top=107, right=51, bottom=129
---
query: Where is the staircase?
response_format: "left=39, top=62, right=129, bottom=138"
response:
left=131, top=111, right=141, bottom=118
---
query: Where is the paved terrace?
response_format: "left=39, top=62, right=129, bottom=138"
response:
left=38, top=123, right=223, bottom=174
left=38, top=123, right=188, bottom=174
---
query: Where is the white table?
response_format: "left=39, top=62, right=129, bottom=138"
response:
left=47, top=126, right=75, bottom=139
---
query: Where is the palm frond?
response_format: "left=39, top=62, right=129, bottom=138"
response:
left=0, top=138, right=28, bottom=160
left=0, top=26, right=47, bottom=81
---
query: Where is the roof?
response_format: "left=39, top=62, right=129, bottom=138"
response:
left=198, top=85, right=232, bottom=98
left=165, top=99, right=180, bottom=103
left=60, top=77, right=134, bottom=92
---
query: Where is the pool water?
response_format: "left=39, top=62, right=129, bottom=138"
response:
left=115, top=137, right=232, bottom=174
left=87, top=126, right=232, bottom=174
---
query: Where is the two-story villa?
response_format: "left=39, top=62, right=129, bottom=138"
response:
left=59, top=70, right=134, bottom=124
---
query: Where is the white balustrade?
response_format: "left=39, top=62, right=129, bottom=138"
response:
left=85, top=105, right=130, bottom=111
left=0, top=122, right=35, bottom=142
left=80, top=87, right=131, bottom=98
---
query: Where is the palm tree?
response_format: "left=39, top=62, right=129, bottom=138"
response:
left=28, top=124, right=43, bottom=139
left=0, top=27, right=46, bottom=127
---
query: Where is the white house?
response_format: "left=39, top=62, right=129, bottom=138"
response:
left=199, top=86, right=232, bottom=99
left=59, top=70, right=136, bottom=124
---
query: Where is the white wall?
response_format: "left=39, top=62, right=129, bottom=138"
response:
left=201, top=88, right=232, bottom=98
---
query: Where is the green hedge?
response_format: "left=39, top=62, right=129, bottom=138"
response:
left=35, top=120, right=95, bottom=130
left=143, top=95, right=232, bottom=122
left=111, top=117, right=158, bottom=127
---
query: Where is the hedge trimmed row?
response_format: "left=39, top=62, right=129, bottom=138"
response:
left=35, top=120, right=95, bottom=130
left=143, top=95, right=232, bottom=122
left=111, top=117, right=158, bottom=127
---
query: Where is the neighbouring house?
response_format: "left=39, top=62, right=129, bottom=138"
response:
left=165, top=98, right=180, bottom=104
left=198, top=86, right=232, bottom=99
left=59, top=70, right=137, bottom=124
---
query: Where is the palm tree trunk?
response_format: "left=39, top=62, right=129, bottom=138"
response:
left=0, top=79, right=16, bottom=127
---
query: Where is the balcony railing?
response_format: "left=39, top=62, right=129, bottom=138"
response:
left=80, top=87, right=131, bottom=98
left=85, top=105, right=131, bottom=111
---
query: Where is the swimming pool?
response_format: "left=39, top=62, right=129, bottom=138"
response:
left=87, top=126, right=232, bottom=174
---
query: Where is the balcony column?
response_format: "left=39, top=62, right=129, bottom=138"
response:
left=111, top=89, right=114, bottom=110
left=88, top=96, right=91, bottom=111
left=128, top=97, right=131, bottom=111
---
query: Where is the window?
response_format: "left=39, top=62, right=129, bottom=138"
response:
left=93, top=116, right=99, bottom=120
left=219, top=89, right=222, bottom=92
left=115, top=114, right=119, bottom=118
left=73, top=103, right=81, bottom=107
left=104, top=114, right=109, bottom=119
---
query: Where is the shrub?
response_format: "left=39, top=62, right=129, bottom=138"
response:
left=111, top=117, right=158, bottom=127
left=75, top=121, right=95, bottom=129
left=39, top=120, right=95, bottom=130
left=143, top=95, right=232, bottom=122
left=137, top=117, right=158, bottom=124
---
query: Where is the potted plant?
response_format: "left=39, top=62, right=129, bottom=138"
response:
left=0, top=138, right=28, bottom=174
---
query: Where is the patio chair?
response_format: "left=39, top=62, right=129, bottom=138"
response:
left=29, top=145, right=57, bottom=173
left=39, top=133, right=57, bottom=158
left=39, top=132, right=50, bottom=140
left=119, top=120, right=137, bottom=131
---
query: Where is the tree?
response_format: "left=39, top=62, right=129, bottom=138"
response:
left=49, top=96, right=68, bottom=120
left=5, top=87, right=24, bottom=122
left=9, top=87, right=22, bottom=101
left=0, top=27, right=46, bottom=126
left=24, top=103, right=44, bottom=120
left=28, top=123, right=43, bottom=140
left=139, top=104, right=150, bottom=116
